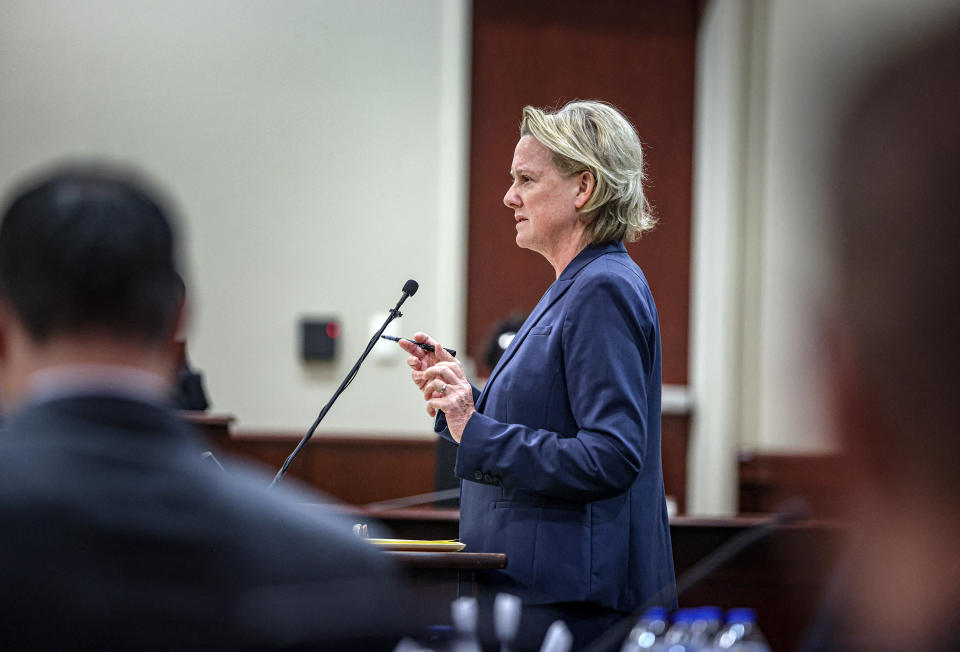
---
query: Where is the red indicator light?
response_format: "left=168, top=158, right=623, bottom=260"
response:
left=325, top=322, right=341, bottom=339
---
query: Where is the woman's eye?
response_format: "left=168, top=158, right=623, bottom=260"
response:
left=521, top=175, right=531, bottom=183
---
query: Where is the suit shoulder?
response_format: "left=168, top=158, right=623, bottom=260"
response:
left=565, top=254, right=658, bottom=332
left=573, top=253, right=652, bottom=298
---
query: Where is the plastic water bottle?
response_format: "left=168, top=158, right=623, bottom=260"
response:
left=539, top=620, right=573, bottom=652
left=494, top=593, right=522, bottom=652
left=650, top=608, right=698, bottom=651
left=688, top=607, right=724, bottom=649
left=620, top=606, right=669, bottom=651
left=450, top=597, right=482, bottom=652
left=712, top=608, right=770, bottom=651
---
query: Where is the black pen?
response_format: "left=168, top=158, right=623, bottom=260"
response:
left=380, top=335, right=457, bottom=357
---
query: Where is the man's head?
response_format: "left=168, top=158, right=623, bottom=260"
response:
left=0, top=165, right=184, bottom=406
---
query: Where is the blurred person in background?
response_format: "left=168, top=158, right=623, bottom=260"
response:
left=401, top=100, right=676, bottom=649
left=0, top=165, right=401, bottom=650
left=803, top=18, right=960, bottom=652
left=481, top=311, right=527, bottom=372
left=171, top=273, right=210, bottom=412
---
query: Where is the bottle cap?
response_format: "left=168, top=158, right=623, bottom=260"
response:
left=672, top=608, right=698, bottom=623
left=642, top=606, right=669, bottom=620
left=726, top=608, right=757, bottom=624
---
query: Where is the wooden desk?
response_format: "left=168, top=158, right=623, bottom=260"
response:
left=384, top=550, right=508, bottom=620
left=386, top=551, right=506, bottom=571
left=363, top=509, right=844, bottom=652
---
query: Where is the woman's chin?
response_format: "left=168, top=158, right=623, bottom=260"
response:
left=515, top=227, right=532, bottom=249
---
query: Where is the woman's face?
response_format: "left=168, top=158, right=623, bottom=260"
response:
left=503, top=135, right=585, bottom=263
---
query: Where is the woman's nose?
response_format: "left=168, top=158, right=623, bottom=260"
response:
left=503, top=184, right=520, bottom=209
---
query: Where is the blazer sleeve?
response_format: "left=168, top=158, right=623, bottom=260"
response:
left=455, top=273, right=655, bottom=503
left=434, top=384, right=482, bottom=445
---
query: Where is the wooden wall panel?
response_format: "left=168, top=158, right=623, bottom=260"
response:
left=738, top=452, right=851, bottom=518
left=468, top=0, right=696, bottom=383
left=202, top=417, right=689, bottom=511
left=209, top=433, right=437, bottom=505
left=662, top=413, right=690, bottom=512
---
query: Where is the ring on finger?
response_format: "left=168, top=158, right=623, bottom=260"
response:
left=440, top=383, right=447, bottom=394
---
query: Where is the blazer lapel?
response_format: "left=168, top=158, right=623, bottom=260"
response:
left=476, top=243, right=622, bottom=412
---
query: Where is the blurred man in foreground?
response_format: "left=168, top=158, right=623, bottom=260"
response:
left=0, top=166, right=399, bottom=649
left=806, top=19, right=960, bottom=651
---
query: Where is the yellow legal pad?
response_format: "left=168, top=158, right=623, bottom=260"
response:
left=367, top=538, right=466, bottom=552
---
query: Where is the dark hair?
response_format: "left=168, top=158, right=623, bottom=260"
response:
left=482, top=311, right=527, bottom=370
left=0, top=165, right=182, bottom=345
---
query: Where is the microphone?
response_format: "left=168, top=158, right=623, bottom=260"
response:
left=401, top=279, right=419, bottom=299
left=582, top=498, right=811, bottom=652
left=270, top=279, right=419, bottom=487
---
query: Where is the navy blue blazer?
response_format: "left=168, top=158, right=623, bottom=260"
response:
left=0, top=393, right=404, bottom=649
left=437, top=242, right=676, bottom=611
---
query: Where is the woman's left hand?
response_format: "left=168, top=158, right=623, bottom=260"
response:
left=421, top=344, right=475, bottom=443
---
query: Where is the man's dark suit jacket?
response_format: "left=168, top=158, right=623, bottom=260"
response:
left=0, top=393, right=400, bottom=650
left=437, top=242, right=676, bottom=612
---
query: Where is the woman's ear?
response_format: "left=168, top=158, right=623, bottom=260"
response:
left=574, top=171, right=595, bottom=210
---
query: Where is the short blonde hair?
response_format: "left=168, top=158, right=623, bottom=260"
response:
left=520, top=100, right=656, bottom=244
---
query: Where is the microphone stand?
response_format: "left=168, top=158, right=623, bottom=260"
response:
left=270, top=288, right=413, bottom=488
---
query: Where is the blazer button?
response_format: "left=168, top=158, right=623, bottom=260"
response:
left=483, top=473, right=495, bottom=483
left=474, top=470, right=484, bottom=481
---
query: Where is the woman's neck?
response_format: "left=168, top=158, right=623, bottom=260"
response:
left=546, top=229, right=593, bottom=279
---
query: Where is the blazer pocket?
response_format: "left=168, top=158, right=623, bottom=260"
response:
left=494, top=499, right=585, bottom=513
left=528, top=325, right=552, bottom=336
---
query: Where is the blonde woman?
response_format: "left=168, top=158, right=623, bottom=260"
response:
left=402, top=100, right=675, bottom=648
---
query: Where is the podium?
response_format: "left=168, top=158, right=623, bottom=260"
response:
left=335, top=508, right=506, bottom=614
left=387, top=551, right=507, bottom=604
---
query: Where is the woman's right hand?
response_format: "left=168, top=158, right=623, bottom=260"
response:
left=399, top=332, right=443, bottom=393
left=401, top=332, right=472, bottom=425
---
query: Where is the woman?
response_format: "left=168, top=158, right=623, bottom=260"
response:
left=401, top=100, right=675, bottom=647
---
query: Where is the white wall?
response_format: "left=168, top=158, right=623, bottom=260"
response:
left=7, top=0, right=959, bottom=506
left=0, top=0, right=471, bottom=434
left=747, top=0, right=957, bottom=453
left=690, top=0, right=960, bottom=513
